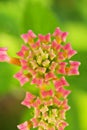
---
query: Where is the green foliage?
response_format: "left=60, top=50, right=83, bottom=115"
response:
left=22, top=0, right=59, bottom=34
left=0, top=13, right=19, bottom=36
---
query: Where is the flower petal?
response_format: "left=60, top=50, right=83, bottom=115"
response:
left=21, top=92, right=35, bottom=108
left=38, top=33, right=51, bottom=43
left=21, top=30, right=36, bottom=43
left=41, top=89, right=54, bottom=98
left=0, top=47, right=10, bottom=62
left=14, top=71, right=29, bottom=86
left=17, top=121, right=29, bottom=130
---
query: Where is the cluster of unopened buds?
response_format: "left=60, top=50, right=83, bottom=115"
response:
left=0, top=27, right=80, bottom=130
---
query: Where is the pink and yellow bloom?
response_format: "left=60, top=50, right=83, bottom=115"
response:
left=20, top=88, right=70, bottom=130
left=0, top=27, right=80, bottom=130
left=0, top=27, right=80, bottom=88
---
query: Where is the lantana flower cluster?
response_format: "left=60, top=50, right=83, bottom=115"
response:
left=0, top=27, right=80, bottom=130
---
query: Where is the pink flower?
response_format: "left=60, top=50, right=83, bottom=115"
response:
left=45, top=72, right=56, bottom=81
left=17, top=121, right=33, bottom=130
left=14, top=71, right=29, bottom=86
left=53, top=96, right=61, bottom=107
left=53, top=27, right=68, bottom=43
left=0, top=47, right=10, bottom=62
left=57, top=121, right=68, bottom=130
left=0, top=27, right=80, bottom=130
left=68, top=61, right=81, bottom=75
left=20, top=60, right=28, bottom=70
left=38, top=33, right=51, bottom=43
left=21, top=92, right=35, bottom=108
left=31, top=77, right=43, bottom=87
left=0, top=27, right=80, bottom=88
left=17, top=121, right=29, bottom=130
left=17, top=45, right=29, bottom=57
left=56, top=87, right=71, bottom=98
left=20, top=89, right=70, bottom=130
left=31, top=40, right=40, bottom=48
left=52, top=40, right=61, bottom=50
left=31, top=118, right=38, bottom=128
left=61, top=99, right=70, bottom=111
left=21, top=30, right=36, bottom=43
left=63, top=43, right=77, bottom=59
left=41, top=89, right=54, bottom=98
left=49, top=61, right=57, bottom=72
left=33, top=98, right=41, bottom=107
left=58, top=62, right=67, bottom=75
left=0, top=27, right=79, bottom=89
left=54, top=77, right=69, bottom=90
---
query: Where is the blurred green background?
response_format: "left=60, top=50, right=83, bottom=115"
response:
left=0, top=0, right=87, bottom=130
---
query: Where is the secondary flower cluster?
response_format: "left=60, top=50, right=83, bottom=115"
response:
left=0, top=27, right=80, bottom=130
left=18, top=89, right=70, bottom=130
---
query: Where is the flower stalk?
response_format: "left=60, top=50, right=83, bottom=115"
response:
left=0, top=27, right=80, bottom=130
